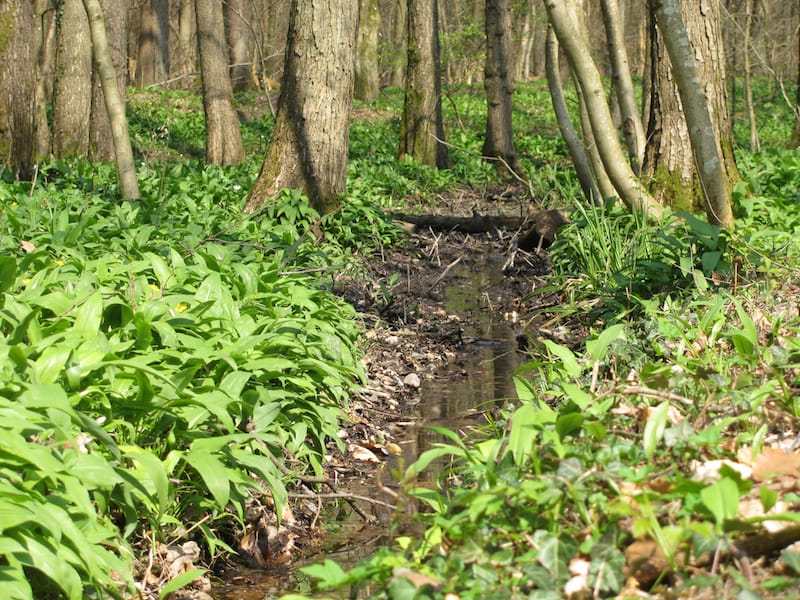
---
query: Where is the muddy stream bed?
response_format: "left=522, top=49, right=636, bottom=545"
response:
left=212, top=214, right=565, bottom=599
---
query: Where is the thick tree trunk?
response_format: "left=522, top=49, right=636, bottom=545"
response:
left=601, top=0, right=645, bottom=173
left=195, top=0, right=244, bottom=166
left=544, top=0, right=663, bottom=219
left=354, top=0, right=380, bottom=102
left=225, top=0, right=252, bottom=91
left=399, top=0, right=450, bottom=169
left=483, top=0, right=523, bottom=178
left=52, top=0, right=92, bottom=158
left=89, top=0, right=127, bottom=162
left=0, top=0, right=35, bottom=179
left=545, top=26, right=600, bottom=205
left=135, top=0, right=169, bottom=86
left=244, top=0, right=359, bottom=216
left=648, top=0, right=736, bottom=229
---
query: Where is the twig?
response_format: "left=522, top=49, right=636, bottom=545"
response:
left=621, top=385, right=695, bottom=406
left=428, top=257, right=462, bottom=293
left=289, top=492, right=397, bottom=511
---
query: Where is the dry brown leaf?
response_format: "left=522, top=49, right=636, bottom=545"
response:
left=391, top=567, right=442, bottom=590
left=624, top=538, right=671, bottom=589
left=19, top=240, right=35, bottom=253
left=348, top=443, right=380, bottom=463
left=691, top=459, right=752, bottom=482
left=750, top=447, right=800, bottom=482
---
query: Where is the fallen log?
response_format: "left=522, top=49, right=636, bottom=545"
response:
left=391, top=208, right=569, bottom=250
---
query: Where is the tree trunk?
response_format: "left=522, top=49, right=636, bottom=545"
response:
left=742, top=0, right=759, bottom=153
left=399, top=0, right=450, bottom=169
left=244, top=0, right=359, bottom=216
left=82, top=0, right=139, bottom=199
left=545, top=26, right=600, bottom=205
left=195, top=0, right=244, bottom=166
left=0, top=0, right=35, bottom=179
left=601, top=0, right=645, bottom=173
left=389, top=0, right=407, bottom=87
left=52, top=0, right=92, bottom=158
left=648, top=0, right=736, bottom=229
left=793, top=0, right=800, bottom=148
left=135, top=0, right=169, bottom=86
left=483, top=0, right=522, bottom=178
left=174, top=0, right=196, bottom=89
left=89, top=0, right=127, bottom=162
left=544, top=0, right=663, bottom=219
left=354, top=0, right=380, bottom=102
left=33, top=0, right=55, bottom=160
left=225, top=0, right=252, bottom=91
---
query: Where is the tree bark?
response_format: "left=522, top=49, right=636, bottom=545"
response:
left=544, top=0, right=663, bottom=219
left=195, top=0, right=244, bottom=166
left=244, top=0, right=359, bottom=216
left=399, top=0, right=450, bottom=169
left=82, top=0, right=139, bottom=199
left=389, top=0, right=407, bottom=87
left=354, top=0, right=380, bottom=102
left=793, top=0, right=800, bottom=148
left=89, top=0, right=127, bottom=162
left=134, top=0, right=169, bottom=86
left=52, top=0, right=92, bottom=158
left=601, top=0, right=645, bottom=173
left=33, top=0, right=55, bottom=160
left=225, top=0, right=252, bottom=91
left=483, top=0, right=523, bottom=178
left=650, top=0, right=736, bottom=229
left=0, top=0, right=35, bottom=179
left=545, top=26, right=600, bottom=205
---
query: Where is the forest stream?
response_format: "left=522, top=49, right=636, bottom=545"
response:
left=211, top=190, right=569, bottom=599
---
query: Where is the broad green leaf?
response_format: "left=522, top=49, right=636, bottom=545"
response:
left=643, top=401, right=670, bottom=460
left=585, top=324, right=626, bottom=363
left=121, top=447, right=170, bottom=515
left=555, top=412, right=583, bottom=438
left=184, top=450, right=231, bottom=510
left=74, top=290, right=103, bottom=334
left=542, top=339, right=581, bottom=379
left=300, top=559, right=348, bottom=588
left=158, top=569, right=208, bottom=599
left=700, top=477, right=740, bottom=530
left=0, top=255, right=16, bottom=293
left=32, top=345, right=72, bottom=384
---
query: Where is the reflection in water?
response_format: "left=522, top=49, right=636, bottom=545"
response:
left=213, top=260, right=527, bottom=598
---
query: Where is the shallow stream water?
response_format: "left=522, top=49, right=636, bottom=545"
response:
left=213, top=261, right=527, bottom=599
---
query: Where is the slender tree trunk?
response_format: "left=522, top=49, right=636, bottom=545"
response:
left=52, top=0, right=92, bottom=158
left=225, top=0, right=252, bottom=91
left=135, top=0, right=169, bottom=86
left=545, top=26, right=600, bottom=205
left=33, top=0, right=55, bottom=160
left=82, top=0, right=139, bottom=199
left=399, top=0, right=450, bottom=169
left=483, top=0, right=522, bottom=177
left=650, top=0, right=735, bottom=229
left=175, top=0, right=196, bottom=89
left=354, top=0, right=380, bottom=101
left=544, top=0, right=663, bottom=219
left=515, top=3, right=535, bottom=81
left=742, top=0, right=759, bottom=153
left=602, top=0, right=645, bottom=173
left=244, top=0, right=359, bottom=216
left=0, top=0, right=35, bottom=179
left=793, top=0, right=800, bottom=148
left=89, top=0, right=127, bottom=162
left=195, top=0, right=244, bottom=166
left=390, top=0, right=407, bottom=87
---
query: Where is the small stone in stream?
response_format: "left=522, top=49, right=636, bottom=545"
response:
left=403, top=373, right=421, bottom=388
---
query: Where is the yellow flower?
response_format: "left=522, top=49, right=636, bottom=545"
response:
left=175, top=302, right=189, bottom=313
